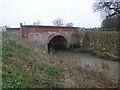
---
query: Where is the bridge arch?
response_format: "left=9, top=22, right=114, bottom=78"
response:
left=48, top=35, right=67, bottom=52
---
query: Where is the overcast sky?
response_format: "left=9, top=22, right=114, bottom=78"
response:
left=0, top=0, right=102, bottom=28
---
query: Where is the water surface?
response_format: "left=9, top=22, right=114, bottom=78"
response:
left=54, top=50, right=118, bottom=74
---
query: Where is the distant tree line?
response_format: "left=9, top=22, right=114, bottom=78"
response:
left=53, top=17, right=73, bottom=27
left=32, top=18, right=74, bottom=27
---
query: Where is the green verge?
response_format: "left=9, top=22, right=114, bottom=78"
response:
left=2, top=31, right=63, bottom=88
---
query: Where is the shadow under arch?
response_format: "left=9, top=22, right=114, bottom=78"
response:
left=48, top=35, right=67, bottom=53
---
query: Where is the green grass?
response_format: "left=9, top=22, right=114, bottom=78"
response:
left=2, top=31, right=64, bottom=88
left=2, top=31, right=118, bottom=88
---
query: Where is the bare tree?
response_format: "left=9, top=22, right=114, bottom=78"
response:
left=53, top=18, right=64, bottom=26
left=93, top=0, right=120, bottom=18
left=1, top=26, right=10, bottom=31
left=33, top=20, right=40, bottom=25
left=66, top=22, right=73, bottom=27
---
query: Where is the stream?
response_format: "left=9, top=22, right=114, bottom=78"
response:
left=54, top=50, right=118, bottom=75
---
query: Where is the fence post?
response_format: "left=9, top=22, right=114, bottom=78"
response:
left=20, top=23, right=23, bottom=38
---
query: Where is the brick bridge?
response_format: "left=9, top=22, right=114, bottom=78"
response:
left=20, top=23, right=79, bottom=51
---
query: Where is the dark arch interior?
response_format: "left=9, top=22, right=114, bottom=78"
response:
left=48, top=36, right=67, bottom=53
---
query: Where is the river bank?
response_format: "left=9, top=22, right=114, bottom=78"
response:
left=54, top=49, right=118, bottom=75
left=70, top=47, right=119, bottom=62
left=77, top=31, right=119, bottom=61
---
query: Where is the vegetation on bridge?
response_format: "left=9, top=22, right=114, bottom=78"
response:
left=2, top=31, right=118, bottom=88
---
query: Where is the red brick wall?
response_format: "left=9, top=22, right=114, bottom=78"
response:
left=22, top=27, right=75, bottom=39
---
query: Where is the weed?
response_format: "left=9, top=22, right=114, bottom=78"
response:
left=2, top=71, right=26, bottom=88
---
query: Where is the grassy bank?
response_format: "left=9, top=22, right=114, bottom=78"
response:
left=2, top=31, right=118, bottom=88
left=78, top=31, right=119, bottom=61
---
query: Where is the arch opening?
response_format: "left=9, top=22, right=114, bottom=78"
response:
left=48, top=36, right=67, bottom=53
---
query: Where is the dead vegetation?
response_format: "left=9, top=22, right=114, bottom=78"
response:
left=60, top=60, right=118, bottom=88
left=2, top=31, right=118, bottom=88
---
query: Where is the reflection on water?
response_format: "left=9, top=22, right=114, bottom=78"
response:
left=54, top=50, right=118, bottom=74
